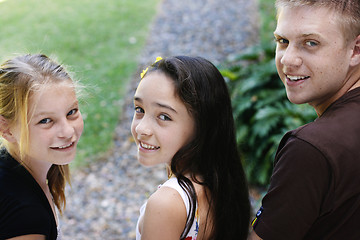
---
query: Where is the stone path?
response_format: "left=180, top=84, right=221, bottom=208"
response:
left=61, top=0, right=260, bottom=239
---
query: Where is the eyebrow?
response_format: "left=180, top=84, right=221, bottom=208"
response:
left=33, top=101, right=79, bottom=118
left=156, top=103, right=177, bottom=113
left=301, top=33, right=321, bottom=38
left=274, top=31, right=321, bottom=39
left=134, top=96, right=178, bottom=114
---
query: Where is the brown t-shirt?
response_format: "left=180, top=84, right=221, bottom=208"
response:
left=253, top=87, right=360, bottom=240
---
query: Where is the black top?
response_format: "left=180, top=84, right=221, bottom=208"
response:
left=253, top=87, right=360, bottom=240
left=0, top=149, right=57, bottom=239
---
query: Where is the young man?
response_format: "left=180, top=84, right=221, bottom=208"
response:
left=250, top=0, right=360, bottom=239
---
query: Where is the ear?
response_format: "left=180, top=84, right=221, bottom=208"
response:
left=0, top=115, right=17, bottom=143
left=350, top=35, right=360, bottom=66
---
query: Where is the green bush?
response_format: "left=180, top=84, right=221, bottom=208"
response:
left=222, top=42, right=317, bottom=186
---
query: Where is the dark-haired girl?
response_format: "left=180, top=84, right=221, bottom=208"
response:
left=132, top=56, right=250, bottom=240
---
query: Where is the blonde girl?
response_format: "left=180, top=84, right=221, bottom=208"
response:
left=0, top=54, right=84, bottom=240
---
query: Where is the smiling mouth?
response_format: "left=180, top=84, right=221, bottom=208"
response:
left=51, top=142, right=74, bottom=150
left=140, top=142, right=160, bottom=150
left=286, top=75, right=310, bottom=81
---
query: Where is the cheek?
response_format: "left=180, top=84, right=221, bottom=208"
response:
left=76, top=117, right=84, bottom=135
left=275, top=48, right=283, bottom=64
left=317, top=59, right=346, bottom=79
left=28, top=128, right=39, bottom=142
left=130, top=119, right=137, bottom=139
left=275, top=55, right=285, bottom=77
left=184, top=123, right=195, bottom=143
left=30, top=132, right=49, bottom=146
left=172, top=128, right=194, bottom=152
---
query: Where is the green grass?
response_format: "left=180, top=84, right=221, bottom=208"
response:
left=0, top=0, right=160, bottom=166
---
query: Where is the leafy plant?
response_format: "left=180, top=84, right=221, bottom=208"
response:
left=222, top=42, right=317, bottom=186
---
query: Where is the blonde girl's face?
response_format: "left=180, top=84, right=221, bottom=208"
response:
left=131, top=72, right=195, bottom=167
left=10, top=82, right=84, bottom=168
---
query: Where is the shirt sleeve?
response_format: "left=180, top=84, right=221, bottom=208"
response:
left=253, top=136, right=331, bottom=240
left=0, top=195, right=51, bottom=239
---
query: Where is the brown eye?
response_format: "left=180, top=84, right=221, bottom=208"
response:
left=159, top=114, right=171, bottom=121
left=274, top=35, right=289, bottom=45
left=135, top=106, right=144, bottom=114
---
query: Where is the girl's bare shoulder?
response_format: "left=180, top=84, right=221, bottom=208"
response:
left=141, top=186, right=187, bottom=239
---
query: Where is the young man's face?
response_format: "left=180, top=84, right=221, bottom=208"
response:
left=274, top=5, right=356, bottom=115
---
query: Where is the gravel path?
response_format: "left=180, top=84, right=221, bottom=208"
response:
left=61, top=0, right=260, bottom=239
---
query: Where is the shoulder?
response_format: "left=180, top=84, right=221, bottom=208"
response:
left=141, top=185, right=187, bottom=239
left=147, top=186, right=187, bottom=222
left=273, top=134, right=331, bottom=198
left=282, top=100, right=360, bottom=166
left=277, top=132, right=327, bottom=163
left=291, top=92, right=360, bottom=143
left=160, top=178, right=189, bottom=203
left=0, top=196, right=52, bottom=239
left=255, top=137, right=331, bottom=238
left=0, top=153, right=34, bottom=193
left=0, top=158, right=56, bottom=238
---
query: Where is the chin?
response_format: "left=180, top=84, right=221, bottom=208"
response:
left=138, top=159, right=155, bottom=167
left=138, top=158, right=164, bottom=168
left=53, top=156, right=76, bottom=165
left=287, top=94, right=308, bottom=105
left=53, top=161, right=72, bottom=166
left=288, top=99, right=306, bottom=104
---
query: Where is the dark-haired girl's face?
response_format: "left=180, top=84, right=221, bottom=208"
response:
left=131, top=72, right=195, bottom=167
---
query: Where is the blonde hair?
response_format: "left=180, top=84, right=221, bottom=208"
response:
left=275, top=0, right=360, bottom=43
left=0, top=54, right=80, bottom=214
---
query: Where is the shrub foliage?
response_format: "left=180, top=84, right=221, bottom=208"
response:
left=222, top=42, right=317, bottom=186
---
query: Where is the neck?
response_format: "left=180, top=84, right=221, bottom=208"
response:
left=314, top=67, right=360, bottom=116
left=348, top=77, right=360, bottom=92
left=17, top=154, right=52, bottom=191
left=7, top=146, right=52, bottom=192
left=28, top=162, right=52, bottom=190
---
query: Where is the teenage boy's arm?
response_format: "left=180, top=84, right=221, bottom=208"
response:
left=250, top=137, right=330, bottom=239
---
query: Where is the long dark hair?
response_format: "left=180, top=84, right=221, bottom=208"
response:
left=145, top=56, right=250, bottom=239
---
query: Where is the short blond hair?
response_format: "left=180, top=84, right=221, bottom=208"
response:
left=275, top=0, right=360, bottom=43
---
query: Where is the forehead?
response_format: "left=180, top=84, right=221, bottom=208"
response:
left=275, top=6, right=344, bottom=39
left=135, top=71, right=191, bottom=112
left=136, top=72, right=177, bottom=99
left=28, top=82, right=77, bottom=111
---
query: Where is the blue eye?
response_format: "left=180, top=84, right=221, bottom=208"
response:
left=306, top=41, right=318, bottom=47
left=67, top=109, right=78, bottom=116
left=39, top=118, right=51, bottom=124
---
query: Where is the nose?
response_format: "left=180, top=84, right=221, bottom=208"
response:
left=58, top=119, right=75, bottom=139
left=134, top=117, right=152, bottom=136
left=279, top=45, right=302, bottom=67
